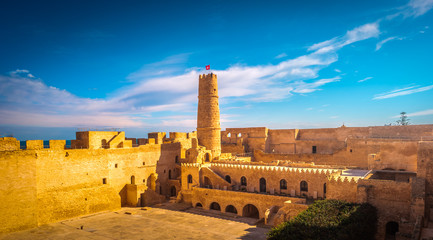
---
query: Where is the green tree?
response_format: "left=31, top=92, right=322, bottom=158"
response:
left=267, top=200, right=377, bottom=240
left=396, top=112, right=410, bottom=125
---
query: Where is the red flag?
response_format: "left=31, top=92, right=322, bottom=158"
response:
left=205, top=65, right=210, bottom=70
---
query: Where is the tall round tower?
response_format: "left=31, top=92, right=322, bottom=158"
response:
left=197, top=73, right=221, bottom=160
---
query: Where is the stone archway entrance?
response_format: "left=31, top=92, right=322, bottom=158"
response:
left=147, top=174, right=156, bottom=191
left=210, top=202, right=221, bottom=211
left=170, top=186, right=176, bottom=197
left=243, top=204, right=259, bottom=219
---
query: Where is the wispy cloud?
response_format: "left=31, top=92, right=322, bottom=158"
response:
left=308, top=23, right=380, bottom=54
left=275, top=53, right=287, bottom=59
left=392, top=109, right=433, bottom=118
left=375, top=37, right=403, bottom=50
left=358, top=77, right=373, bottom=83
left=407, top=0, right=433, bottom=17
left=373, top=84, right=433, bottom=100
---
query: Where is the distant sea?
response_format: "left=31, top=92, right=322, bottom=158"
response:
left=20, top=140, right=72, bottom=149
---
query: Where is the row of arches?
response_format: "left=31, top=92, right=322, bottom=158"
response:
left=225, top=175, right=316, bottom=193
left=196, top=202, right=260, bottom=219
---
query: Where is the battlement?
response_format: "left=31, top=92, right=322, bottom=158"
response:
left=210, top=162, right=340, bottom=175
left=181, top=163, right=201, bottom=168
left=199, top=73, right=217, bottom=80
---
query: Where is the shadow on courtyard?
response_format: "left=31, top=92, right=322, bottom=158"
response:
left=151, top=202, right=270, bottom=239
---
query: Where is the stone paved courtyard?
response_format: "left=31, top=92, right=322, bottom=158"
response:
left=0, top=203, right=269, bottom=240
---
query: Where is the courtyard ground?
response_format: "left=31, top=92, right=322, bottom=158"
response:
left=0, top=203, right=269, bottom=240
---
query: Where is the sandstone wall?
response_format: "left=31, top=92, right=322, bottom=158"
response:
left=0, top=150, right=38, bottom=233
left=0, top=139, right=182, bottom=233
left=0, top=137, right=20, bottom=151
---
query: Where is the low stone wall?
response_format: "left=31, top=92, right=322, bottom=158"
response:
left=190, top=187, right=306, bottom=219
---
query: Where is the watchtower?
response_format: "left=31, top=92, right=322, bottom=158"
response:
left=197, top=73, right=221, bottom=160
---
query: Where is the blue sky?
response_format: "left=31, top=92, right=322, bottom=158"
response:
left=0, top=0, right=432, bottom=140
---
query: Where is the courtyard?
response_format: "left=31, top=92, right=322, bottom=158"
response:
left=0, top=203, right=268, bottom=240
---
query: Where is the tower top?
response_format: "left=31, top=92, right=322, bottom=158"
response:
left=199, top=73, right=217, bottom=80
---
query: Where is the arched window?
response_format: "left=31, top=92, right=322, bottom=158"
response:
left=323, top=183, right=327, bottom=194
left=280, top=179, right=287, bottom=190
left=225, top=175, right=231, bottom=183
left=237, top=133, right=242, bottom=137
left=227, top=133, right=231, bottom=137
left=300, top=181, right=308, bottom=192
left=205, top=153, right=210, bottom=162
left=168, top=170, right=172, bottom=179
left=175, top=155, right=179, bottom=163
left=187, top=174, right=193, bottom=184
left=131, top=175, right=135, bottom=185
left=241, top=176, right=247, bottom=186
left=260, top=178, right=266, bottom=193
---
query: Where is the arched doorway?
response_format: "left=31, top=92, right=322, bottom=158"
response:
left=170, top=186, right=176, bottom=197
left=225, top=205, right=237, bottom=214
left=195, top=203, right=203, bottom=208
left=204, top=176, right=212, bottom=189
left=205, top=153, right=211, bottom=162
left=385, top=221, right=399, bottom=239
left=243, top=204, right=259, bottom=219
left=300, top=180, right=308, bottom=192
left=210, top=202, right=221, bottom=211
left=241, top=176, right=247, bottom=186
left=260, top=178, right=266, bottom=193
left=131, top=175, right=135, bottom=185
left=147, top=174, right=156, bottom=191
left=225, top=175, right=231, bottom=183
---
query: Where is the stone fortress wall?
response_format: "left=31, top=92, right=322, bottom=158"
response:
left=0, top=131, right=191, bottom=233
left=1, top=73, right=433, bottom=240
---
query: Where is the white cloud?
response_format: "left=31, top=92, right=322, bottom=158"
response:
left=408, top=0, right=433, bottom=17
left=358, top=77, right=373, bottom=83
left=373, top=85, right=433, bottom=100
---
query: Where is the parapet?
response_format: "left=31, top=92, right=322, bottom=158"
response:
left=49, top=140, right=65, bottom=150
left=0, top=137, right=20, bottom=151
left=71, top=131, right=131, bottom=149
left=26, top=140, right=44, bottom=150
left=199, top=73, right=217, bottom=80
left=148, top=132, right=166, bottom=144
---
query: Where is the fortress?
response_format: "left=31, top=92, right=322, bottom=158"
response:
left=1, top=73, right=433, bottom=239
